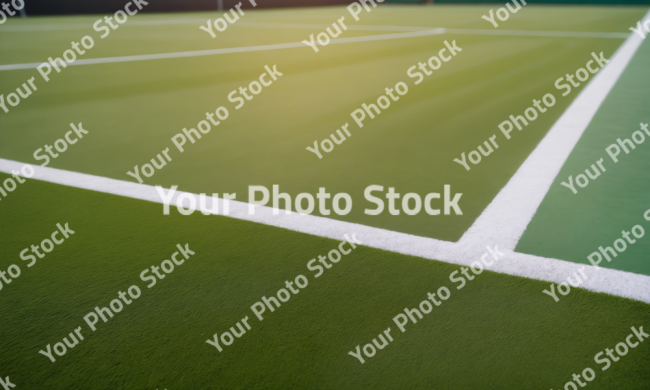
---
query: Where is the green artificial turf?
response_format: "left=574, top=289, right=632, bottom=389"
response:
left=0, top=173, right=649, bottom=389
left=2, top=6, right=649, bottom=387
left=517, top=35, right=650, bottom=276
left=0, top=5, right=646, bottom=242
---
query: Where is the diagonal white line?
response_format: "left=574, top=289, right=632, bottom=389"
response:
left=0, top=158, right=648, bottom=303
left=0, top=28, right=446, bottom=71
left=458, top=10, right=649, bottom=252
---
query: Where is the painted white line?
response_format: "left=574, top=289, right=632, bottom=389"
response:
left=329, top=28, right=445, bottom=45
left=0, top=28, right=446, bottom=71
left=458, top=11, right=648, bottom=252
left=444, top=28, right=628, bottom=39
left=0, top=23, right=90, bottom=32
left=0, top=19, right=418, bottom=32
left=0, top=41, right=309, bottom=71
left=0, top=24, right=623, bottom=72
left=0, top=158, right=649, bottom=303
left=0, top=18, right=208, bottom=32
left=0, top=18, right=629, bottom=39
left=0, top=21, right=626, bottom=71
left=239, top=22, right=628, bottom=38
left=238, top=21, right=430, bottom=32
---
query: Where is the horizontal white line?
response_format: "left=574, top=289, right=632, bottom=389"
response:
left=0, top=19, right=416, bottom=32
left=0, top=158, right=648, bottom=303
left=0, top=41, right=308, bottom=70
left=444, top=28, right=628, bottom=39
left=0, top=19, right=426, bottom=33
left=237, top=21, right=431, bottom=32
left=0, top=18, right=209, bottom=32
left=0, top=28, right=446, bottom=71
left=0, top=19, right=419, bottom=33
left=239, top=22, right=629, bottom=38
left=0, top=18, right=630, bottom=39
left=0, top=23, right=624, bottom=71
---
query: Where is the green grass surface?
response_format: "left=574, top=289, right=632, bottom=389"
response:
left=517, top=36, right=650, bottom=276
left=0, top=174, right=649, bottom=389
left=0, top=5, right=646, bottom=241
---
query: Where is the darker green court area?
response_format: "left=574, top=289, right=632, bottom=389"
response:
left=0, top=174, right=648, bottom=389
left=517, top=36, right=650, bottom=276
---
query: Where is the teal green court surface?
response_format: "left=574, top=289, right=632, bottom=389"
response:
left=517, top=33, right=650, bottom=276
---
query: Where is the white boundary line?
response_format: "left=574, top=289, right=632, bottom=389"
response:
left=458, top=19, right=648, bottom=251
left=0, top=19, right=209, bottom=32
left=0, top=158, right=648, bottom=303
left=0, top=18, right=629, bottom=38
left=238, top=22, right=628, bottom=38
left=0, top=28, right=447, bottom=71
left=0, top=26, right=628, bottom=71
left=443, top=28, right=628, bottom=39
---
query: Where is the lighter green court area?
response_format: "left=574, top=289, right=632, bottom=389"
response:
left=0, top=5, right=645, bottom=242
